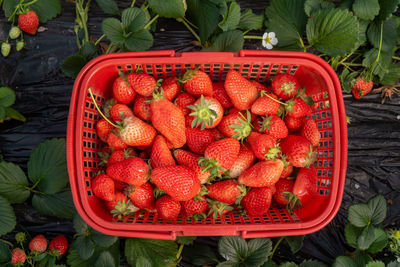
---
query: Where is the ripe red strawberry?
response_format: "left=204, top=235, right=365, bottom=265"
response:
left=103, top=99, right=117, bottom=118
left=251, top=92, right=281, bottom=116
left=225, top=70, right=258, bottom=110
left=272, top=73, right=299, bottom=100
left=186, top=127, right=215, bottom=154
left=29, top=234, right=47, bottom=253
left=114, top=180, right=128, bottom=191
left=161, top=76, right=180, bottom=101
left=206, top=180, right=246, bottom=204
left=107, top=148, right=136, bottom=166
left=284, top=115, right=304, bottom=132
left=174, top=149, right=211, bottom=184
left=286, top=166, right=317, bottom=211
left=105, top=191, right=139, bottom=218
left=238, top=160, right=284, bottom=187
left=150, top=135, right=175, bottom=169
left=11, top=248, right=26, bottom=265
left=118, top=116, right=157, bottom=147
left=174, top=92, right=196, bottom=116
left=285, top=97, right=312, bottom=118
left=352, top=77, right=373, bottom=99
left=107, top=131, right=129, bottom=150
left=151, top=166, right=200, bottom=201
left=96, top=119, right=112, bottom=142
left=258, top=115, right=288, bottom=140
left=201, top=138, right=240, bottom=177
left=106, top=157, right=149, bottom=186
left=182, top=69, right=213, bottom=96
left=133, top=96, right=151, bottom=121
left=151, top=95, right=186, bottom=148
left=301, top=118, right=320, bottom=147
left=127, top=73, right=156, bottom=96
left=212, top=82, right=232, bottom=108
left=48, top=235, right=68, bottom=256
left=242, top=187, right=273, bottom=216
left=112, top=75, right=136, bottom=104
left=274, top=179, right=294, bottom=205
left=18, top=10, right=38, bottom=35
left=251, top=80, right=271, bottom=93
left=110, top=104, right=134, bottom=122
left=280, top=156, right=294, bottom=179
left=207, top=199, right=234, bottom=219
left=229, top=143, right=256, bottom=178
left=188, top=96, right=224, bottom=129
left=181, top=196, right=207, bottom=219
left=209, top=127, right=225, bottom=140
left=248, top=132, right=279, bottom=160
left=217, top=111, right=252, bottom=141
left=156, top=195, right=181, bottom=220
left=125, top=182, right=155, bottom=210
left=92, top=174, right=115, bottom=201
left=280, top=135, right=317, bottom=168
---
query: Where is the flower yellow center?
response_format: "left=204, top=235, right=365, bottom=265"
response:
left=264, top=36, right=271, bottom=43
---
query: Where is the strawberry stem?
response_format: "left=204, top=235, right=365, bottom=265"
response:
left=269, top=236, right=284, bottom=260
left=261, top=91, right=287, bottom=106
left=88, top=88, right=118, bottom=128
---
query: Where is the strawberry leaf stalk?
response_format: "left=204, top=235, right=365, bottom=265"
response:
left=229, top=111, right=253, bottom=142
left=188, top=95, right=218, bottom=130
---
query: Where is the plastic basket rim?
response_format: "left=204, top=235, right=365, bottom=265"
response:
left=67, top=50, right=347, bottom=239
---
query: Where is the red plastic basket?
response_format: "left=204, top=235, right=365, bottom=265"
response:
left=67, top=50, right=347, bottom=240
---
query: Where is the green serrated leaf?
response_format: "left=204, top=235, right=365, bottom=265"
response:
left=217, top=260, right=240, bottom=267
left=285, top=236, right=304, bottom=254
left=91, top=229, right=118, bottom=248
left=122, top=7, right=147, bottom=31
left=362, top=48, right=392, bottom=80
left=340, top=69, right=358, bottom=93
left=125, top=30, right=154, bottom=51
left=367, top=194, right=387, bottom=226
left=0, top=87, right=16, bottom=107
left=136, top=256, right=152, bottom=267
left=182, top=243, right=218, bottom=266
left=0, top=161, right=30, bottom=203
left=348, top=203, right=372, bottom=227
left=30, top=0, right=61, bottom=23
left=3, top=0, right=19, bottom=17
left=95, top=251, right=115, bottom=267
left=239, top=9, right=263, bottom=31
left=33, top=252, right=47, bottom=261
left=67, top=244, right=91, bottom=267
left=306, top=8, right=359, bottom=56
left=367, top=228, right=387, bottom=253
left=339, top=0, right=355, bottom=10
left=73, top=214, right=88, bottom=234
left=125, top=238, right=178, bottom=267
left=357, top=19, right=369, bottom=46
left=352, top=0, right=380, bottom=20
left=102, top=18, right=125, bottom=44
left=79, top=42, right=98, bottom=59
left=95, top=0, right=119, bottom=15
left=148, top=0, right=186, bottom=18
left=357, top=224, right=375, bottom=250
left=207, top=30, right=244, bottom=52
left=28, top=138, right=68, bottom=194
left=219, top=2, right=241, bottom=32
left=32, top=189, right=75, bottom=219
left=344, top=223, right=363, bottom=248
left=304, top=0, right=335, bottom=16
left=365, top=261, right=385, bottom=267
left=333, top=256, right=357, bottom=267
left=279, top=263, right=297, bottom=267
left=61, top=54, right=87, bottom=79
left=75, top=236, right=95, bottom=260
left=186, top=0, right=220, bottom=43
left=354, top=250, right=372, bottom=267
left=218, top=236, right=248, bottom=262
left=299, top=259, right=327, bottom=267
left=381, top=63, right=400, bottom=85
left=245, top=238, right=272, bottom=266
left=3, top=107, right=26, bottom=122
left=378, top=0, right=400, bottom=21
left=0, top=195, right=16, bottom=235
left=0, top=241, right=11, bottom=263
left=176, top=236, right=197, bottom=245
left=367, top=18, right=397, bottom=52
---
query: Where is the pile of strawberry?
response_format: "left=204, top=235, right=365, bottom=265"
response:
left=92, top=68, right=320, bottom=220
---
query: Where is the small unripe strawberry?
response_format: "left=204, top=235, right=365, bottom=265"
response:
left=9, top=26, right=21, bottom=39
left=15, top=232, right=26, bottom=243
left=29, top=234, right=47, bottom=253
left=16, top=41, right=25, bottom=51
left=11, top=248, right=26, bottom=264
left=1, top=42, right=11, bottom=57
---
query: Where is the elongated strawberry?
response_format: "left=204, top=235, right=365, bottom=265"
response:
left=272, top=73, right=299, bottom=100
left=161, top=76, right=180, bottom=101
left=274, top=179, right=294, bottom=205
left=251, top=80, right=271, bottom=93
left=238, top=160, right=283, bottom=187
left=112, top=75, right=136, bottom=104
left=188, top=95, right=224, bottom=129
left=186, top=127, right=215, bottom=154
left=251, top=91, right=281, bottom=116
left=229, top=143, right=256, bottom=178
left=156, top=195, right=181, bottom=220
left=181, top=69, right=213, bottom=96
left=174, top=92, right=196, bottom=116
left=106, top=191, right=139, bottom=219
left=127, top=73, right=156, bottom=96
left=106, top=157, right=149, bottom=186
left=280, top=135, right=317, bottom=168
left=258, top=115, right=288, bottom=140
left=110, top=104, right=134, bottom=122
left=151, top=166, right=200, bottom=201
left=207, top=180, right=246, bottom=205
left=285, top=97, right=312, bottom=118
left=174, top=149, right=211, bottom=184
left=96, top=119, right=112, bottom=142
left=217, top=111, right=252, bottom=141
left=150, top=135, right=175, bottom=169
left=92, top=174, right=115, bottom=201
left=125, top=182, right=155, bottom=210
left=285, top=166, right=317, bottom=211
left=301, top=118, right=320, bottom=147
left=18, top=10, right=38, bottom=35
left=225, top=70, right=258, bottom=110
left=248, top=132, right=279, bottom=160
left=133, top=96, right=151, bottom=121
left=200, top=138, right=240, bottom=177
left=107, top=131, right=128, bottom=150
left=212, top=82, right=232, bottom=108
left=207, top=199, right=234, bottom=219
left=284, top=115, right=304, bottom=132
left=181, top=196, right=207, bottom=219
left=242, top=187, right=273, bottom=216
left=151, top=93, right=186, bottom=148
left=119, top=116, right=157, bottom=146
left=352, top=77, right=373, bottom=99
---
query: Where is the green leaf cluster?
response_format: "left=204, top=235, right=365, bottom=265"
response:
left=2, top=0, right=61, bottom=22
left=0, top=87, right=25, bottom=123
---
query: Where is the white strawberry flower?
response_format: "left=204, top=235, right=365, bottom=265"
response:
left=262, top=32, right=278, bottom=50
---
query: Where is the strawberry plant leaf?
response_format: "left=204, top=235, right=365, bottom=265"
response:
left=238, top=9, right=263, bottom=31
left=352, top=0, right=380, bottom=21
left=304, top=0, right=335, bottom=16
left=0, top=241, right=11, bottom=263
left=265, top=0, right=307, bottom=50
left=91, top=229, right=118, bottom=248
left=148, top=0, right=186, bottom=18
left=32, top=189, right=75, bottom=219
left=125, top=238, right=178, bottom=267
left=365, top=262, right=385, bottom=267
left=332, top=256, right=357, bottom=267
left=186, top=0, right=220, bottom=43
left=73, top=214, right=89, bottom=234
left=79, top=42, right=98, bottom=59
left=125, top=30, right=154, bottom=51
left=95, top=0, right=119, bottom=15
left=340, top=69, right=358, bottom=93
left=2, top=0, right=18, bottom=17
left=217, top=261, right=241, bottom=267
left=357, top=18, right=369, bottom=46
left=122, top=7, right=147, bottom=31
left=206, top=30, right=244, bottom=52
left=362, top=48, right=392, bottom=80
left=136, top=256, right=152, bottom=267
left=102, top=18, right=125, bottom=44
left=344, top=223, right=363, bottom=248
left=95, top=251, right=115, bottom=267
left=219, top=2, right=241, bottom=32
left=348, top=203, right=373, bottom=227
left=3, top=107, right=26, bottom=122
left=176, top=236, right=197, bottom=245
left=245, top=238, right=272, bottom=266
left=354, top=250, right=372, bottom=267
left=0, top=107, right=5, bottom=122
left=388, top=262, right=400, bottom=267
left=0, top=87, right=15, bottom=107
left=367, top=18, right=397, bottom=52
left=285, top=235, right=304, bottom=254
left=0, top=161, right=30, bottom=203
left=306, top=8, right=359, bottom=56
left=381, top=63, right=400, bottom=85
left=28, top=138, right=68, bottom=194
left=30, top=0, right=61, bottom=23
left=378, top=0, right=400, bottom=21
left=67, top=243, right=92, bottom=267
left=75, top=236, right=95, bottom=260
left=357, top=224, right=375, bottom=250
left=367, top=228, right=388, bottom=253
left=367, top=194, right=387, bottom=225
left=299, top=260, right=326, bottom=267
left=218, top=236, right=248, bottom=263
left=182, top=243, right=218, bottom=266
left=61, top=54, right=87, bottom=79
left=279, top=262, right=297, bottom=267
left=0, top=195, right=16, bottom=235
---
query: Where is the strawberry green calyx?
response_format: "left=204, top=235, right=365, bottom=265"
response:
left=153, top=188, right=166, bottom=199
left=265, top=146, right=281, bottom=160
left=207, top=199, right=234, bottom=219
left=188, top=95, right=218, bottom=130
left=194, top=186, right=209, bottom=201
left=150, top=88, right=166, bottom=102
left=98, top=151, right=110, bottom=166
left=229, top=111, right=253, bottom=142
left=259, top=115, right=273, bottom=131
left=111, top=199, right=137, bottom=219
left=304, top=146, right=317, bottom=168
left=177, top=68, right=198, bottom=84
left=284, top=192, right=302, bottom=213
left=198, top=157, right=226, bottom=178
left=235, top=184, right=247, bottom=205
left=192, top=212, right=207, bottom=221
